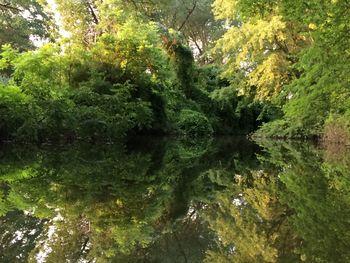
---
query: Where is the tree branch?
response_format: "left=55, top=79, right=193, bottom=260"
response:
left=0, top=3, right=22, bottom=12
left=86, top=2, right=99, bottom=24
left=178, top=0, right=197, bottom=31
left=187, top=28, right=203, bottom=55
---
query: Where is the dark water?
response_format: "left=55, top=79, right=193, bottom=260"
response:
left=0, top=137, right=349, bottom=263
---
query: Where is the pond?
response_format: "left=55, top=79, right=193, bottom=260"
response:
left=0, top=137, right=349, bottom=262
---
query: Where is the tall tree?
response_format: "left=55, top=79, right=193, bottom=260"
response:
left=213, top=0, right=350, bottom=139
left=129, top=0, right=223, bottom=60
left=55, top=0, right=101, bottom=46
left=212, top=0, right=310, bottom=101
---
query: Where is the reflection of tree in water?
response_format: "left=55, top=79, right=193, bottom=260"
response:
left=203, top=170, right=300, bottom=263
left=203, top=141, right=350, bottom=263
left=1, top=139, right=349, bottom=262
left=0, top=138, right=258, bottom=262
left=267, top=142, right=350, bottom=263
left=0, top=211, right=46, bottom=263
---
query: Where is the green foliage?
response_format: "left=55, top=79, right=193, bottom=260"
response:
left=255, top=140, right=350, bottom=263
left=169, top=43, right=195, bottom=98
left=176, top=109, right=213, bottom=137
left=0, top=0, right=272, bottom=141
left=1, top=0, right=349, bottom=141
left=1, top=139, right=350, bottom=262
left=107, top=0, right=224, bottom=60
left=212, top=0, right=350, bottom=139
left=213, top=0, right=307, bottom=101
left=0, top=138, right=244, bottom=262
left=202, top=140, right=350, bottom=263
left=0, top=15, right=167, bottom=141
left=0, top=0, right=55, bottom=51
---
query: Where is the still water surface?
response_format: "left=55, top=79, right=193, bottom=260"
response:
left=0, top=137, right=349, bottom=262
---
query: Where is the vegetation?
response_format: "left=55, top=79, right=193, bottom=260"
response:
left=204, top=139, right=350, bottom=263
left=1, top=2, right=349, bottom=261
left=0, top=0, right=349, bottom=142
left=213, top=0, right=350, bottom=141
left=1, top=138, right=349, bottom=262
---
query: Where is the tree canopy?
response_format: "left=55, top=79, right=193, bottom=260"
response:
left=0, top=0, right=349, bottom=142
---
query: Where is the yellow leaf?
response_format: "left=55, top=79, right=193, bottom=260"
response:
left=308, top=23, right=317, bottom=30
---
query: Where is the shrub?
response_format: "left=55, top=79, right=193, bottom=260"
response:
left=176, top=109, right=213, bottom=137
left=0, top=85, right=29, bottom=140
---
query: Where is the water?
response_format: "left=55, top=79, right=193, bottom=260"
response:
left=0, top=137, right=349, bottom=263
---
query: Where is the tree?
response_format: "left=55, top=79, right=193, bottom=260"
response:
left=83, top=0, right=223, bottom=61
left=0, top=0, right=55, bottom=50
left=212, top=0, right=350, bottom=139
left=212, top=0, right=310, bottom=101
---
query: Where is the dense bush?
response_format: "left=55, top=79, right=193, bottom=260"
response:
left=175, top=109, right=213, bottom=137
left=0, top=85, right=32, bottom=140
left=0, top=13, right=172, bottom=142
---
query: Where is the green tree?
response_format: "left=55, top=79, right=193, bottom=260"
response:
left=0, top=0, right=55, bottom=50
left=212, top=0, right=310, bottom=101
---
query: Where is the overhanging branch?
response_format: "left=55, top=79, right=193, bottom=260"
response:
left=0, top=3, right=22, bottom=12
